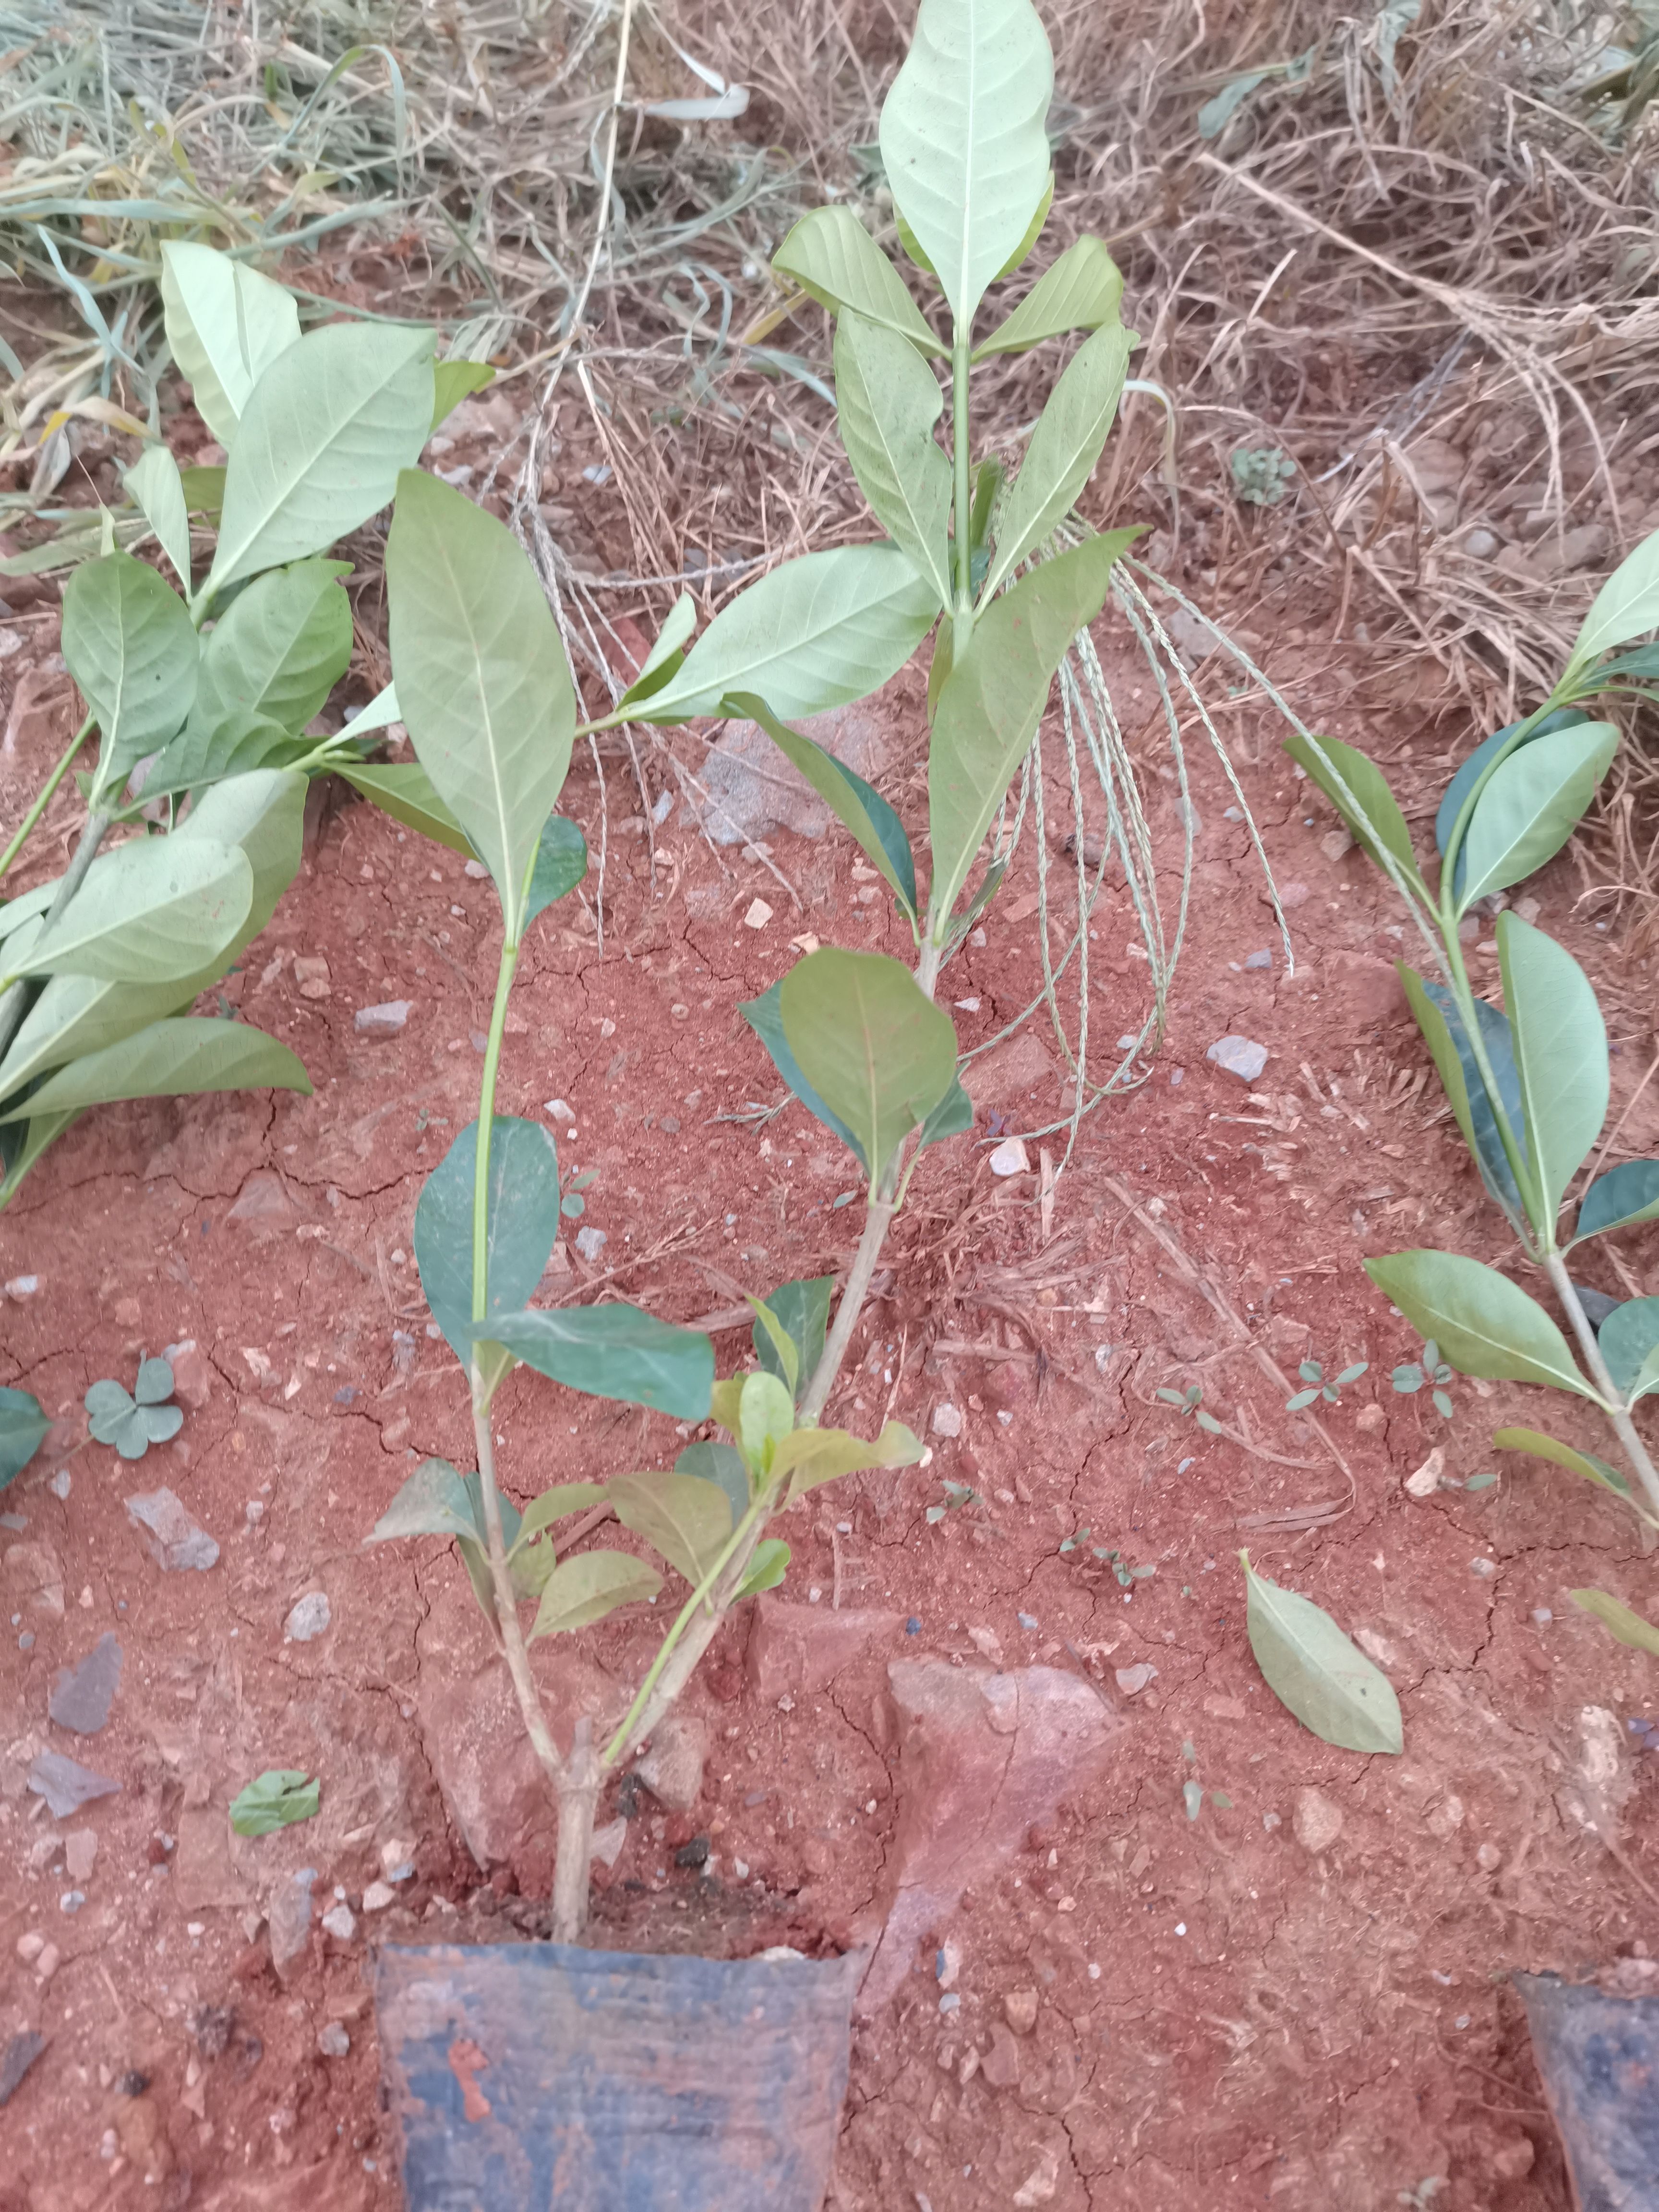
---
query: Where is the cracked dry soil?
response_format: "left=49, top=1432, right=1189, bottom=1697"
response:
left=2, top=612, right=1657, bottom=2212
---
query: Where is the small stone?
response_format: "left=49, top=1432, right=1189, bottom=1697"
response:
left=268, top=1870, right=316, bottom=1978
left=1207, top=1036, right=1269, bottom=1083
left=1275, top=880, right=1310, bottom=909
left=284, top=1592, right=331, bottom=1643
left=14, top=1931, right=42, bottom=1964
left=28, top=1750, right=120, bottom=1817
left=48, top=1632, right=122, bottom=1734
left=321, top=1902, right=356, bottom=1941
left=0, top=2031, right=47, bottom=2107
left=381, top=1838, right=417, bottom=1880
left=362, top=1880, right=397, bottom=1912
left=164, top=1340, right=213, bottom=1410
left=317, top=2021, right=350, bottom=2058
left=967, top=1625, right=1003, bottom=1663
left=64, top=1829, right=97, bottom=1883
left=5, top=1275, right=39, bottom=1300
left=59, top=1889, right=85, bottom=1913
left=1355, top=1403, right=1385, bottom=1433
left=574, top=1226, right=608, bottom=1263
left=1114, top=1663, right=1158, bottom=1695
left=1531, top=1607, right=1553, bottom=1625
left=1405, top=1448, right=1445, bottom=1498
left=33, top=1943, right=60, bottom=1984
left=544, top=1098, right=576, bottom=1123
left=1320, top=828, right=1355, bottom=864
left=1293, top=1787, right=1343, bottom=1854
left=1476, top=1841, right=1502, bottom=1872
left=633, top=1712, right=707, bottom=1812
left=124, top=1490, right=218, bottom=1573
left=980, top=2021, right=1022, bottom=2089
left=1470, top=1556, right=1498, bottom=1579
left=1004, top=1987, right=1039, bottom=2035
left=938, top=1991, right=961, bottom=2014
left=590, top=1820, right=626, bottom=1870
left=1013, top=2148, right=1062, bottom=2207
left=1017, top=1612, right=1039, bottom=1631
left=1514, top=896, right=1541, bottom=926
left=353, top=1000, right=410, bottom=1037
left=1461, top=527, right=1500, bottom=560
left=937, top=1941, right=962, bottom=1989
left=743, top=898, right=773, bottom=930
left=931, top=1402, right=963, bottom=1439
left=1243, top=948, right=1273, bottom=970
left=48, top=1468, right=69, bottom=1500
left=987, top=1136, right=1029, bottom=1177
left=293, top=955, right=331, bottom=999
left=464, top=858, right=490, bottom=879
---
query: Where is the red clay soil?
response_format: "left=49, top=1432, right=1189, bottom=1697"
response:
left=2, top=565, right=1658, bottom=2212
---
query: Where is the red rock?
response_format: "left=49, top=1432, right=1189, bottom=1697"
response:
left=745, top=1598, right=905, bottom=1704
left=961, top=1029, right=1056, bottom=1109
left=1324, top=949, right=1409, bottom=1028
left=165, top=1339, right=214, bottom=1411
left=227, top=1171, right=301, bottom=1229
left=856, top=1662, right=1125, bottom=2015
left=980, top=2021, right=1022, bottom=2089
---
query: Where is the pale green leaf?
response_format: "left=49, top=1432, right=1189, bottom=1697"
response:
left=229, top=1768, right=318, bottom=1836
left=973, top=235, right=1124, bottom=360
left=62, top=551, right=199, bottom=798
left=738, top=1369, right=796, bottom=1479
left=191, top=557, right=354, bottom=742
left=774, top=1418, right=923, bottom=1500
left=737, top=1538, right=791, bottom=1597
left=0, top=1016, right=310, bottom=1120
left=386, top=469, right=574, bottom=940
left=1568, top=1587, right=1659, bottom=1655
left=608, top=1470, right=733, bottom=1589
left=1363, top=1250, right=1594, bottom=1397
left=1284, top=733, right=1427, bottom=900
left=1458, top=721, right=1618, bottom=910
left=1241, top=1551, right=1403, bottom=1753
left=414, top=1116, right=561, bottom=1359
left=928, top=531, right=1137, bottom=929
left=635, top=544, right=941, bottom=726
left=208, top=322, right=435, bottom=594
left=878, top=0, right=1054, bottom=328
left=729, top=693, right=917, bottom=917
left=123, top=445, right=192, bottom=589
left=160, top=242, right=300, bottom=449
left=740, top=978, right=864, bottom=1161
left=136, top=713, right=304, bottom=803
left=745, top=1294, right=800, bottom=1396
left=9, top=837, right=252, bottom=986
left=433, top=359, right=494, bottom=427
left=1570, top=527, right=1659, bottom=671
left=335, top=760, right=473, bottom=857
left=529, top=1549, right=662, bottom=1639
left=619, top=593, right=698, bottom=708
left=366, top=1455, right=482, bottom=1545
left=980, top=324, right=1136, bottom=601
left=1498, top=913, right=1608, bottom=1240
left=780, top=947, right=956, bottom=1181
left=508, top=1482, right=608, bottom=1554
left=772, top=204, right=944, bottom=354
left=832, top=312, right=952, bottom=607
left=338, top=680, right=400, bottom=738
left=1493, top=1426, right=1631, bottom=1499
left=1598, top=1299, right=1659, bottom=1403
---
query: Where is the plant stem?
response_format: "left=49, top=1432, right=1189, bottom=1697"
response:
left=471, top=940, right=520, bottom=1318
left=550, top=1720, right=600, bottom=1945
left=1436, top=909, right=1540, bottom=1238
left=800, top=1195, right=895, bottom=1424
left=0, top=713, right=94, bottom=891
left=0, top=806, right=112, bottom=1067
left=469, top=1368, right=570, bottom=1792
left=1543, top=1250, right=1659, bottom=1525
left=951, top=322, right=974, bottom=625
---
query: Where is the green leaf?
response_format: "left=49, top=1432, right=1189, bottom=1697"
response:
left=618, top=593, right=697, bottom=709
left=134, top=1356, right=175, bottom=1406
left=608, top=1470, right=733, bottom=1589
left=1283, top=733, right=1426, bottom=900
left=180, top=464, right=226, bottom=517
left=8, top=838, right=252, bottom=988
left=229, top=1769, right=319, bottom=1837
left=780, top=947, right=956, bottom=1181
left=123, top=445, right=192, bottom=589
left=85, top=1378, right=136, bottom=1442
left=1498, top=912, right=1608, bottom=1240
left=484, top=1305, right=714, bottom=1419
left=523, top=817, right=589, bottom=929
left=915, top=1072, right=973, bottom=1154
left=190, top=558, right=354, bottom=747
left=737, top=1538, right=791, bottom=1598
left=740, top=978, right=865, bottom=1162
left=746, top=1295, right=800, bottom=1396
left=386, top=469, right=574, bottom=942
left=0, top=1387, right=49, bottom=1488
left=772, top=204, right=944, bottom=355
left=433, top=359, right=495, bottom=427
left=993, top=170, right=1054, bottom=278
left=728, top=692, right=917, bottom=917
left=1575, top=1159, right=1659, bottom=1243
left=1363, top=1250, right=1594, bottom=1397
left=137, top=714, right=308, bottom=803
left=636, top=544, right=942, bottom=727
left=1599, top=1298, right=1659, bottom=1402
left=1241, top=1551, right=1403, bottom=1754
left=832, top=312, right=952, bottom=607
left=737, top=1368, right=796, bottom=1478
left=366, top=1455, right=483, bottom=1545
left=980, top=324, right=1136, bottom=602
left=208, top=322, right=435, bottom=595
left=0, top=1111, right=79, bottom=1203
left=1491, top=1426, right=1631, bottom=1499
left=336, top=760, right=474, bottom=857
left=751, top=1275, right=834, bottom=1407
left=1435, top=709, right=1588, bottom=891
left=676, top=1440, right=751, bottom=1518
left=62, top=552, right=199, bottom=798
left=973, top=235, right=1125, bottom=360
left=0, top=1016, right=309, bottom=1121
left=1400, top=970, right=1527, bottom=1226
left=414, top=1117, right=561, bottom=1360
left=508, top=1481, right=608, bottom=1554
left=928, top=531, right=1137, bottom=930
left=1568, top=529, right=1659, bottom=673
left=774, top=1417, right=923, bottom=1500
left=878, top=0, right=1054, bottom=329
left=1568, top=1587, right=1659, bottom=1656
left=160, top=243, right=301, bottom=449
left=529, top=1549, right=662, bottom=1639
left=1457, top=721, right=1618, bottom=910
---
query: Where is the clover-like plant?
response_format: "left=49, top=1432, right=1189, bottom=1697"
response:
left=85, top=1355, right=181, bottom=1460
left=1290, top=527, right=1659, bottom=1589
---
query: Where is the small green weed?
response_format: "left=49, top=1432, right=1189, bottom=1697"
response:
left=85, top=1355, right=180, bottom=1460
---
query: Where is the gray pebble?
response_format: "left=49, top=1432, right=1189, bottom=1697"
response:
left=48, top=1469, right=70, bottom=1500
left=125, top=1489, right=218, bottom=1573
left=28, top=1750, right=120, bottom=1817
left=353, top=1000, right=411, bottom=1038
left=48, top=1632, right=122, bottom=1735
left=285, top=1592, right=331, bottom=1643
left=574, top=1226, right=608, bottom=1263
left=321, top=1902, right=356, bottom=1942
left=317, top=2022, right=350, bottom=2058
left=1243, top=949, right=1273, bottom=971
left=1206, top=1035, right=1269, bottom=1083
left=59, top=1890, right=85, bottom=1914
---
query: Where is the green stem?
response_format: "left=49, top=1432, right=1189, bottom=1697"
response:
left=1435, top=904, right=1542, bottom=1242
left=0, top=713, right=94, bottom=890
left=471, top=938, right=520, bottom=1322
left=951, top=322, right=974, bottom=625
left=1542, top=1250, right=1659, bottom=1526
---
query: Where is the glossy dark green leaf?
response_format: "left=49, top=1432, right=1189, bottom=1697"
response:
left=529, top=1549, right=662, bottom=1639
left=1285, top=733, right=1425, bottom=898
left=523, top=816, right=588, bottom=928
left=1364, top=1250, right=1593, bottom=1397
left=229, top=1769, right=319, bottom=1837
left=608, top=1470, right=733, bottom=1589
left=675, top=1441, right=752, bottom=1519
left=929, top=531, right=1137, bottom=929
left=0, top=1387, right=49, bottom=1488
left=915, top=1072, right=972, bottom=1153
left=1434, top=709, right=1589, bottom=863
left=1241, top=1551, right=1403, bottom=1754
left=1401, top=971, right=1527, bottom=1225
left=413, top=1117, right=562, bottom=1360
left=0, top=1017, right=309, bottom=1120
left=336, top=760, right=474, bottom=857
left=779, top=947, right=956, bottom=1182
left=831, top=311, right=952, bottom=607
left=484, top=1305, right=713, bottom=1419
left=366, top=1455, right=483, bottom=1545
left=728, top=691, right=916, bottom=917
left=63, top=551, right=199, bottom=798
left=1575, top=1159, right=1659, bottom=1243
left=1498, top=912, right=1608, bottom=1240
left=751, top=1275, right=834, bottom=1407
left=1458, top=721, right=1618, bottom=910
left=740, top=979, right=864, bottom=1163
